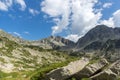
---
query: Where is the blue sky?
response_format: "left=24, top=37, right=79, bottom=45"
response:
left=0, top=0, right=120, bottom=42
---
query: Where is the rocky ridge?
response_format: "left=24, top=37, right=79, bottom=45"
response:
left=30, top=36, right=75, bottom=49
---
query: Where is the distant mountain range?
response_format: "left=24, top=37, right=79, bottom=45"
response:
left=1, top=25, right=120, bottom=51
left=1, top=25, right=120, bottom=53
left=30, top=36, right=75, bottom=49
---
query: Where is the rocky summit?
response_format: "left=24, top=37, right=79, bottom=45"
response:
left=76, top=25, right=120, bottom=50
left=0, top=25, right=120, bottom=80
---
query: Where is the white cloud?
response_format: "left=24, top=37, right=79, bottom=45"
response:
left=100, top=9, right=120, bottom=28
left=41, top=0, right=103, bottom=41
left=0, top=1, right=8, bottom=11
left=100, top=18, right=114, bottom=28
left=5, top=0, right=13, bottom=7
left=41, top=0, right=71, bottom=35
left=9, top=32, right=22, bottom=38
left=41, top=0, right=70, bottom=17
left=41, top=0, right=120, bottom=42
left=52, top=26, right=59, bottom=35
left=113, top=9, right=120, bottom=27
left=65, top=34, right=81, bottom=42
left=103, top=3, right=112, bottom=8
left=0, top=0, right=26, bottom=11
left=15, top=0, right=26, bottom=11
left=0, top=0, right=13, bottom=11
left=70, top=0, right=102, bottom=35
left=29, top=8, right=39, bottom=16
left=23, top=31, right=30, bottom=35
left=13, top=32, right=21, bottom=37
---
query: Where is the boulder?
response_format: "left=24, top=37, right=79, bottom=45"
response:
left=91, top=69, right=117, bottom=80
left=46, top=57, right=89, bottom=80
left=74, top=58, right=109, bottom=79
left=90, top=60, right=120, bottom=80
left=110, top=60, right=120, bottom=75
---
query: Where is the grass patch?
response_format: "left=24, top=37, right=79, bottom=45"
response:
left=81, top=78, right=91, bottom=80
left=30, top=57, right=79, bottom=80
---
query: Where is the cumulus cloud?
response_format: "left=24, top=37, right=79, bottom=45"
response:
left=103, top=3, right=112, bottom=8
left=0, top=0, right=13, bottom=11
left=13, top=32, right=21, bottom=37
left=113, top=9, right=120, bottom=27
left=65, top=34, right=81, bottom=42
left=100, top=9, right=120, bottom=28
left=0, top=1, right=8, bottom=11
left=0, top=0, right=26, bottom=11
left=41, top=0, right=119, bottom=42
left=100, top=18, right=114, bottom=28
left=70, top=0, right=102, bottom=35
left=15, top=0, right=26, bottom=11
left=41, top=0, right=71, bottom=35
left=29, top=8, right=39, bottom=16
left=41, top=0, right=104, bottom=41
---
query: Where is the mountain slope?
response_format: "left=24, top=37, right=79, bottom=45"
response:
left=0, top=29, right=22, bottom=43
left=0, top=30, right=77, bottom=80
left=76, top=25, right=120, bottom=50
left=72, top=25, right=120, bottom=61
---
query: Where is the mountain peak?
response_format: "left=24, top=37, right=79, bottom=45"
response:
left=88, top=25, right=112, bottom=33
left=76, top=25, right=120, bottom=50
left=95, top=24, right=109, bottom=28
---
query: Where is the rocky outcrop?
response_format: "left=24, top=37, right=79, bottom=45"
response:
left=74, top=58, right=109, bottom=79
left=91, top=69, right=117, bottom=80
left=46, top=57, right=89, bottom=80
left=45, top=58, right=120, bottom=80
left=91, top=60, right=120, bottom=80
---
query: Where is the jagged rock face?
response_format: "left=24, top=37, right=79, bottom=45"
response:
left=102, top=39, right=120, bottom=49
left=91, top=70, right=117, bottom=80
left=84, top=38, right=120, bottom=50
left=110, top=60, right=120, bottom=75
left=49, top=36, right=75, bottom=46
left=99, top=39, right=120, bottom=61
left=74, top=58, right=109, bottom=79
left=83, top=41, right=103, bottom=51
left=73, top=25, right=120, bottom=62
left=31, top=36, right=75, bottom=49
left=46, top=58, right=89, bottom=80
left=91, top=60, right=120, bottom=80
left=76, top=25, right=120, bottom=50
